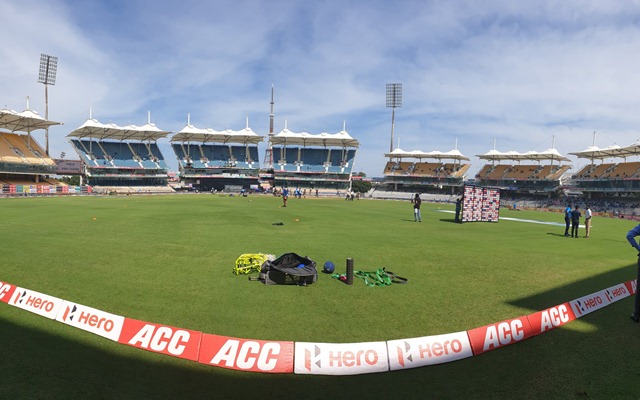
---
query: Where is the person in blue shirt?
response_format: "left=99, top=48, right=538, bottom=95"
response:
left=570, top=206, right=581, bottom=238
left=564, top=204, right=572, bottom=237
left=626, top=224, right=640, bottom=322
left=281, top=187, right=289, bottom=207
left=455, top=197, right=462, bottom=223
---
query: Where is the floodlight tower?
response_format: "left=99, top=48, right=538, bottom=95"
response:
left=386, top=83, right=402, bottom=153
left=263, top=85, right=275, bottom=169
left=38, top=53, right=58, bottom=156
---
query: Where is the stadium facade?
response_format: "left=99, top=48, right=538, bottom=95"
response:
left=379, top=140, right=640, bottom=215
left=63, top=112, right=362, bottom=193
left=0, top=107, right=90, bottom=195
left=382, top=147, right=470, bottom=194
left=0, top=99, right=364, bottom=195
left=567, top=143, right=640, bottom=205
left=4, top=102, right=640, bottom=214
left=67, top=112, right=173, bottom=193
left=473, top=148, right=571, bottom=197
left=170, top=118, right=263, bottom=192
left=265, top=123, right=360, bottom=190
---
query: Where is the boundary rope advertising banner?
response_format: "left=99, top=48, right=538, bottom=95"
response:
left=0, top=277, right=636, bottom=375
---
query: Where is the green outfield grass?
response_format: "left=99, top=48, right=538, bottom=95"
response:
left=1, top=194, right=640, bottom=399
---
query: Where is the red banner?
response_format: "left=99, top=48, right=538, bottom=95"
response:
left=0, top=281, right=17, bottom=304
left=625, top=279, right=636, bottom=295
left=526, top=303, right=576, bottom=336
left=198, top=334, right=294, bottom=373
left=467, top=316, right=534, bottom=355
left=118, top=318, right=202, bottom=361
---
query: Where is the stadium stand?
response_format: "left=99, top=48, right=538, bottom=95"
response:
left=474, top=147, right=572, bottom=196
left=600, top=161, right=640, bottom=179
left=568, top=142, right=640, bottom=199
left=265, top=126, right=359, bottom=190
left=67, top=114, right=173, bottom=193
left=382, top=148, right=470, bottom=194
left=0, top=107, right=81, bottom=196
left=170, top=119, right=263, bottom=191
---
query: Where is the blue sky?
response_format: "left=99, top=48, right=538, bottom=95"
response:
left=3, top=0, right=640, bottom=177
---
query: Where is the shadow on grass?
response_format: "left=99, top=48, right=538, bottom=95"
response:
left=509, top=263, right=637, bottom=312
left=439, top=218, right=461, bottom=224
left=500, top=263, right=640, bottom=397
left=4, top=305, right=640, bottom=400
left=0, top=313, right=473, bottom=400
left=546, top=232, right=570, bottom=237
left=0, top=314, right=243, bottom=399
left=4, top=265, right=640, bottom=399
left=5, top=276, right=640, bottom=400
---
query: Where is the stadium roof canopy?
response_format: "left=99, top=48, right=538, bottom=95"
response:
left=568, top=143, right=640, bottom=160
left=67, top=117, right=171, bottom=141
left=0, top=108, right=62, bottom=133
left=171, top=124, right=263, bottom=145
left=384, top=148, right=470, bottom=161
left=476, top=148, right=570, bottom=162
left=270, top=128, right=359, bottom=148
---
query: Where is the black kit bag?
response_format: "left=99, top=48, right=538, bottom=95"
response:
left=251, top=253, right=318, bottom=286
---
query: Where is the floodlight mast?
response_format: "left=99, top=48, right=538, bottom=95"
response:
left=37, top=53, right=58, bottom=156
left=386, top=83, right=402, bottom=153
left=263, top=85, right=275, bottom=169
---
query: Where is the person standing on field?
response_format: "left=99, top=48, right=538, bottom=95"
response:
left=626, top=224, right=640, bottom=323
left=455, top=197, right=462, bottom=223
left=564, top=204, right=572, bottom=237
left=584, top=205, right=592, bottom=238
left=570, top=205, right=581, bottom=238
left=412, top=193, right=422, bottom=222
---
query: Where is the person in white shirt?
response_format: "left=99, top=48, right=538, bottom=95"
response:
left=584, top=205, right=592, bottom=238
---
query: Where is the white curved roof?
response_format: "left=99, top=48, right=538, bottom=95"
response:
left=568, top=144, right=637, bottom=160
left=270, top=128, right=359, bottom=148
left=67, top=117, right=171, bottom=141
left=384, top=148, right=470, bottom=161
left=476, top=148, right=570, bottom=162
left=170, top=124, right=263, bottom=145
left=0, top=108, right=62, bottom=133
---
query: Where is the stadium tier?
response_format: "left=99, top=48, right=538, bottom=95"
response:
left=1, top=132, right=57, bottom=173
left=573, top=163, right=615, bottom=179
left=473, top=148, right=572, bottom=195
left=384, top=161, right=469, bottom=178
left=567, top=143, right=640, bottom=195
left=569, top=161, right=640, bottom=192
left=12, top=101, right=640, bottom=205
left=171, top=123, right=263, bottom=191
left=67, top=117, right=172, bottom=191
left=71, top=139, right=168, bottom=169
left=172, top=143, right=260, bottom=169
left=0, top=108, right=71, bottom=195
left=382, top=148, right=470, bottom=193
left=267, top=127, right=359, bottom=190
left=475, top=164, right=570, bottom=182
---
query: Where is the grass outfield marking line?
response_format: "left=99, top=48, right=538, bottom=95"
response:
left=500, top=217, right=567, bottom=227
left=0, top=277, right=636, bottom=375
left=437, top=209, right=578, bottom=227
